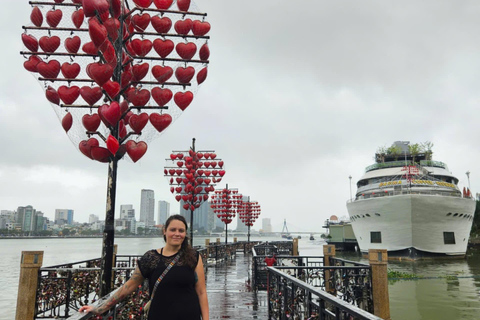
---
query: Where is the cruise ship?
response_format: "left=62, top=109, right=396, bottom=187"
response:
left=346, top=141, right=475, bottom=259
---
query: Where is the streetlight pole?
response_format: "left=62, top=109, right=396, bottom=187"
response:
left=466, top=171, right=471, bottom=191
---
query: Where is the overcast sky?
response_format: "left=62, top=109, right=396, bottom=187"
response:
left=1, top=0, right=479, bottom=232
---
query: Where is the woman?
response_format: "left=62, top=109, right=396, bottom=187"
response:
left=79, top=214, right=209, bottom=319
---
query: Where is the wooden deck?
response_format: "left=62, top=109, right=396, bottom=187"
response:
left=206, top=252, right=268, bottom=319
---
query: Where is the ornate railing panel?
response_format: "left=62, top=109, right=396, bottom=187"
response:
left=268, top=267, right=382, bottom=320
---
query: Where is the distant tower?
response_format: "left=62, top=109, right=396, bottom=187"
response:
left=262, top=218, right=272, bottom=233
left=55, top=209, right=73, bottom=226
left=158, top=200, right=170, bottom=226
left=140, top=189, right=155, bottom=227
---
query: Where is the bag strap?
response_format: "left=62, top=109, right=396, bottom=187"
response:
left=150, top=249, right=182, bottom=301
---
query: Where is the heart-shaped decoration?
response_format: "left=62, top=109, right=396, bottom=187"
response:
left=192, top=20, right=211, bottom=36
left=177, top=0, right=191, bottom=11
left=199, top=43, right=210, bottom=61
left=153, top=39, right=174, bottom=58
left=197, top=67, right=208, bottom=85
left=79, top=138, right=100, bottom=159
left=152, top=65, right=173, bottom=83
left=176, top=42, right=197, bottom=60
left=103, top=80, right=121, bottom=99
left=65, top=36, right=81, bottom=54
left=23, top=55, right=43, bottom=73
left=128, top=113, right=149, bottom=133
left=125, top=88, right=151, bottom=106
left=106, top=135, right=120, bottom=155
left=58, top=85, right=80, bottom=104
left=151, top=87, right=173, bottom=106
left=61, top=62, right=81, bottom=79
left=71, top=9, right=85, bottom=29
left=82, top=113, right=101, bottom=131
left=151, top=16, right=172, bottom=33
left=22, top=34, right=38, bottom=52
left=131, top=39, right=153, bottom=57
left=91, top=146, right=112, bottom=163
left=131, top=63, right=149, bottom=81
left=174, top=19, right=193, bottom=35
left=39, top=36, right=61, bottom=53
left=104, top=18, right=121, bottom=42
left=30, top=7, right=43, bottom=27
left=46, top=9, right=63, bottom=28
left=126, top=140, right=148, bottom=162
left=45, top=86, right=60, bottom=105
left=98, top=101, right=121, bottom=127
left=80, top=86, right=103, bottom=106
left=87, top=62, right=114, bottom=86
left=37, top=60, right=61, bottom=78
left=133, top=0, right=153, bottom=7
left=82, top=41, right=98, bottom=55
left=132, top=13, right=151, bottom=32
left=175, top=66, right=195, bottom=84
left=82, top=0, right=110, bottom=18
left=62, top=112, right=73, bottom=132
left=153, top=0, right=173, bottom=9
left=174, top=91, right=194, bottom=110
left=149, top=113, right=172, bottom=132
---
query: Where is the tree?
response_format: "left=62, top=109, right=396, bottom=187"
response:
left=421, top=141, right=434, bottom=160
left=408, top=143, right=421, bottom=163
left=387, top=145, right=402, bottom=161
left=62, top=228, right=71, bottom=236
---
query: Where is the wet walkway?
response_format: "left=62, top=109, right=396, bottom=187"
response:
left=206, top=252, right=268, bottom=319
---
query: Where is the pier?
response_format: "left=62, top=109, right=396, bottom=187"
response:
left=16, top=240, right=389, bottom=320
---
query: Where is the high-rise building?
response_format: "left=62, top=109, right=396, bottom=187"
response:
left=120, top=204, right=134, bottom=219
left=157, top=200, right=170, bottom=226
left=55, top=209, right=74, bottom=226
left=140, top=189, right=155, bottom=227
left=262, top=218, right=272, bottom=233
left=89, top=214, right=99, bottom=224
left=236, top=196, right=249, bottom=232
left=180, top=200, right=210, bottom=232
left=18, top=206, right=36, bottom=231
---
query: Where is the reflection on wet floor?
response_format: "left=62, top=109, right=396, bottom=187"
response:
left=206, top=253, right=268, bottom=319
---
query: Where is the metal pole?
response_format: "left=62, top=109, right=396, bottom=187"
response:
left=190, top=138, right=196, bottom=247
left=466, top=171, right=471, bottom=191
left=349, top=175, right=352, bottom=201
left=225, top=183, right=228, bottom=245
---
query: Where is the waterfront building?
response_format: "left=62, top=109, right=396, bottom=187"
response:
left=120, top=204, right=134, bottom=220
left=0, top=210, right=15, bottom=229
left=180, top=200, right=210, bottom=232
left=135, top=221, right=146, bottom=234
left=18, top=206, right=36, bottom=231
left=140, top=189, right=155, bottom=227
left=89, top=214, right=99, bottom=224
left=157, top=200, right=170, bottom=226
left=55, top=209, right=74, bottom=226
left=262, top=218, right=272, bottom=233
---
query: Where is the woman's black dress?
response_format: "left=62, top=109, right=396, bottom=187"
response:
left=138, top=249, right=201, bottom=320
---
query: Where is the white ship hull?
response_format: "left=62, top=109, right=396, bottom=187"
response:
left=347, top=194, right=475, bottom=258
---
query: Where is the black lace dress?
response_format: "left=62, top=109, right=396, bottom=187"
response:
left=138, top=249, right=201, bottom=320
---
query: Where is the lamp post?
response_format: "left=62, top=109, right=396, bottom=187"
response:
left=349, top=175, right=352, bottom=201
left=466, top=171, right=471, bottom=190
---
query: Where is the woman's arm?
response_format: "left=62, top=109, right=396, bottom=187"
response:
left=195, top=255, right=209, bottom=320
left=79, top=266, right=145, bottom=314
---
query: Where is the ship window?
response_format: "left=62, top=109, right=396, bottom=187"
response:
left=371, top=232, right=382, bottom=243
left=443, top=232, right=455, bottom=245
left=446, top=212, right=452, bottom=216
left=366, top=214, right=371, bottom=217
left=459, top=214, right=464, bottom=217
left=453, top=213, right=458, bottom=217
left=375, top=213, right=381, bottom=216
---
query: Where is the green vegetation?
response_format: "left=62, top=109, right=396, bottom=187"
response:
left=470, top=200, right=480, bottom=237
left=387, top=269, right=423, bottom=280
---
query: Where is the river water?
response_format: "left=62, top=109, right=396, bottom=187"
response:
left=2, top=236, right=480, bottom=319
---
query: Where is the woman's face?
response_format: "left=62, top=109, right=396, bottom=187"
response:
left=164, top=219, right=187, bottom=246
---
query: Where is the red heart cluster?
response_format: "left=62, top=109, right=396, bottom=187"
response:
left=164, top=148, right=224, bottom=211
left=21, top=0, right=210, bottom=163
left=210, top=189, right=242, bottom=225
left=238, top=201, right=261, bottom=227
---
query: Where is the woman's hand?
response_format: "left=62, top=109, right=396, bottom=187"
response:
left=78, top=305, right=97, bottom=314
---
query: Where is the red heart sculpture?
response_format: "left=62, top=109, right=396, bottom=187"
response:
left=153, top=39, right=174, bottom=58
left=131, top=39, right=153, bottom=57
left=61, top=62, right=81, bottom=79
left=82, top=113, right=101, bottom=131
left=79, top=138, right=100, bottom=159
left=174, top=19, right=193, bottom=35
left=24, top=55, right=43, bottom=73
left=176, top=42, right=197, bottom=60
left=80, top=86, right=103, bottom=106
left=175, top=66, right=195, bottom=84
left=174, top=91, right=194, bottom=110
left=192, top=20, right=211, bottom=36
left=46, top=9, right=63, bottom=28
left=39, top=36, right=61, bottom=53
left=71, top=9, right=85, bottom=29
left=91, top=146, right=112, bottom=163
left=126, top=140, right=147, bottom=162
left=128, top=113, right=149, bottom=133
left=197, top=67, right=208, bottom=85
left=133, top=0, right=153, bottom=7
left=199, top=44, right=210, bottom=61
left=21, top=34, right=38, bottom=52
left=125, top=88, right=151, bottom=106
left=151, top=87, right=173, bottom=106
left=65, top=36, right=81, bottom=54
left=82, top=41, right=98, bottom=55
left=106, top=135, right=120, bottom=155
left=58, top=85, right=80, bottom=104
left=132, top=13, right=151, bottom=32
left=153, top=0, right=173, bottom=9
left=62, top=112, right=73, bottom=132
left=88, top=18, right=108, bottom=49
left=104, top=18, right=121, bottom=42
left=103, top=80, right=121, bottom=99
left=45, top=86, right=60, bottom=105
left=87, top=62, right=114, bottom=86
left=177, top=0, right=191, bottom=11
left=82, top=0, right=110, bottom=18
left=98, top=102, right=121, bottom=126
left=30, top=7, right=43, bottom=27
left=149, top=113, right=172, bottom=132
left=37, top=60, right=61, bottom=78
left=151, top=16, right=172, bottom=33
left=131, top=63, right=149, bottom=81
left=152, top=65, right=173, bottom=83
